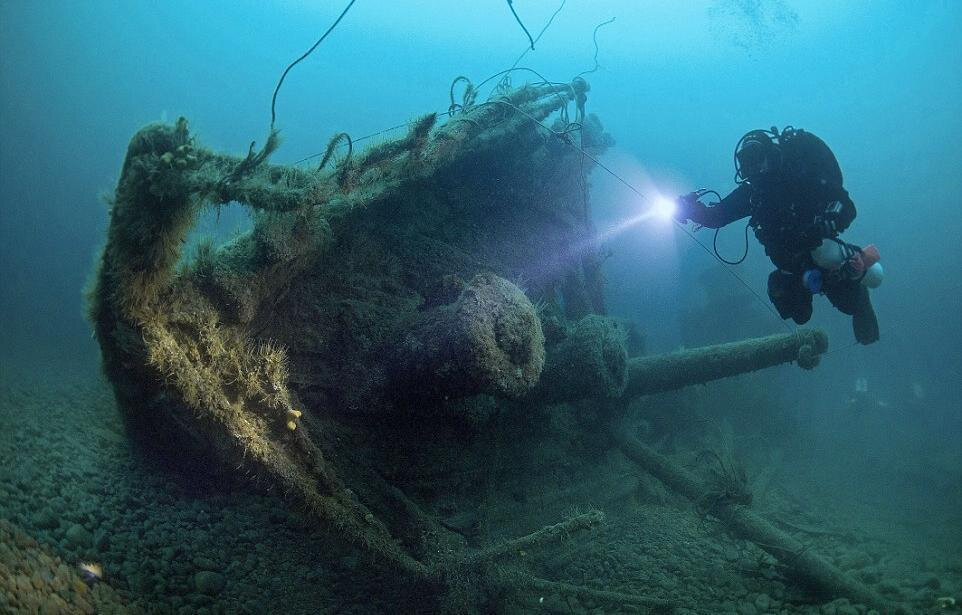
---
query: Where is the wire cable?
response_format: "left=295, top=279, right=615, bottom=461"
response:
left=510, top=0, right=567, bottom=69
left=713, top=220, right=751, bottom=265
left=506, top=0, right=535, bottom=50
left=270, top=0, right=357, bottom=130
left=577, top=18, right=616, bottom=77
left=291, top=73, right=795, bottom=333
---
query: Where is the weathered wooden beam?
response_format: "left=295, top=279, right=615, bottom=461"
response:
left=623, top=329, right=828, bottom=399
left=618, top=433, right=889, bottom=610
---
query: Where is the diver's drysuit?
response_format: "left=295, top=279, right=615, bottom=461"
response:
left=675, top=127, right=880, bottom=345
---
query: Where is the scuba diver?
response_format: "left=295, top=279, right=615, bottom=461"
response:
left=673, top=127, right=882, bottom=345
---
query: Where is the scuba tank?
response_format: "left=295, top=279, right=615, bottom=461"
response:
left=810, top=239, right=884, bottom=289
left=858, top=245, right=884, bottom=288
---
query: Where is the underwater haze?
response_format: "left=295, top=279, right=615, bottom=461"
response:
left=1, top=1, right=960, bottom=613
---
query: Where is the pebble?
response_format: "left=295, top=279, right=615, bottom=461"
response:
left=194, top=570, right=225, bottom=595
left=65, top=524, right=93, bottom=549
left=542, top=593, right=566, bottom=611
left=34, top=508, right=59, bottom=530
left=821, top=598, right=859, bottom=615
left=754, top=593, right=771, bottom=612
left=0, top=519, right=128, bottom=612
left=737, top=602, right=758, bottom=615
left=2, top=354, right=959, bottom=614
left=193, top=555, right=218, bottom=570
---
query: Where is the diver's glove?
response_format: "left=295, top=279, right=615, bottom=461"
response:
left=673, top=192, right=700, bottom=223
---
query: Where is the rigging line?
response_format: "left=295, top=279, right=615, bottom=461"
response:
left=820, top=340, right=862, bottom=357
left=577, top=17, right=616, bottom=77
left=270, top=0, right=358, bottom=130
left=269, top=8, right=787, bottom=334
left=294, top=67, right=573, bottom=165
left=511, top=0, right=567, bottom=69
left=506, top=0, right=536, bottom=50
left=478, top=98, right=794, bottom=333
left=474, top=67, right=574, bottom=104
left=292, top=121, right=412, bottom=165
left=292, top=91, right=792, bottom=334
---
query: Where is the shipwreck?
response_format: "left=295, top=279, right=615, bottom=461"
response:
left=88, top=75, right=888, bottom=612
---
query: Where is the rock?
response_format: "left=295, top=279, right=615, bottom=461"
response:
left=737, top=602, right=758, bottom=615
left=542, top=594, right=565, bottom=611
left=93, top=530, right=110, bottom=551
left=33, top=509, right=59, bottom=530
left=858, top=566, right=880, bottom=584
left=822, top=598, right=858, bottom=615
left=771, top=582, right=786, bottom=600
left=837, top=550, right=871, bottom=570
left=64, top=524, right=92, bottom=549
left=193, top=556, right=217, bottom=570
left=754, top=593, right=771, bottom=612
left=130, top=573, right=153, bottom=594
left=565, top=594, right=583, bottom=612
left=194, top=570, right=225, bottom=595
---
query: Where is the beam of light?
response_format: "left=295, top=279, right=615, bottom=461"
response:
left=595, top=194, right=676, bottom=244
left=652, top=196, right=677, bottom=221
left=514, top=150, right=685, bottom=323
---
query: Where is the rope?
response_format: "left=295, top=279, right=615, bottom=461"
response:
left=293, top=67, right=573, bottom=166
left=292, top=121, right=411, bottom=165
left=262, top=5, right=817, bottom=342
left=821, top=340, right=862, bottom=357
left=577, top=18, right=616, bottom=77
left=475, top=98, right=793, bottom=333
left=506, top=0, right=535, bottom=50
left=270, top=0, right=357, bottom=130
left=510, top=0, right=567, bottom=69
left=291, top=74, right=795, bottom=334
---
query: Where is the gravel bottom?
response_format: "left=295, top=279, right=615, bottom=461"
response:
left=0, top=369, right=393, bottom=614
left=1, top=366, right=958, bottom=614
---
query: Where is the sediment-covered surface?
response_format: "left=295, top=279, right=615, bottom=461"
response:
left=2, top=366, right=959, bottom=613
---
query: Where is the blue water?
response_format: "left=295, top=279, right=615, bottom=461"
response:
left=1, top=1, right=960, bottom=612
